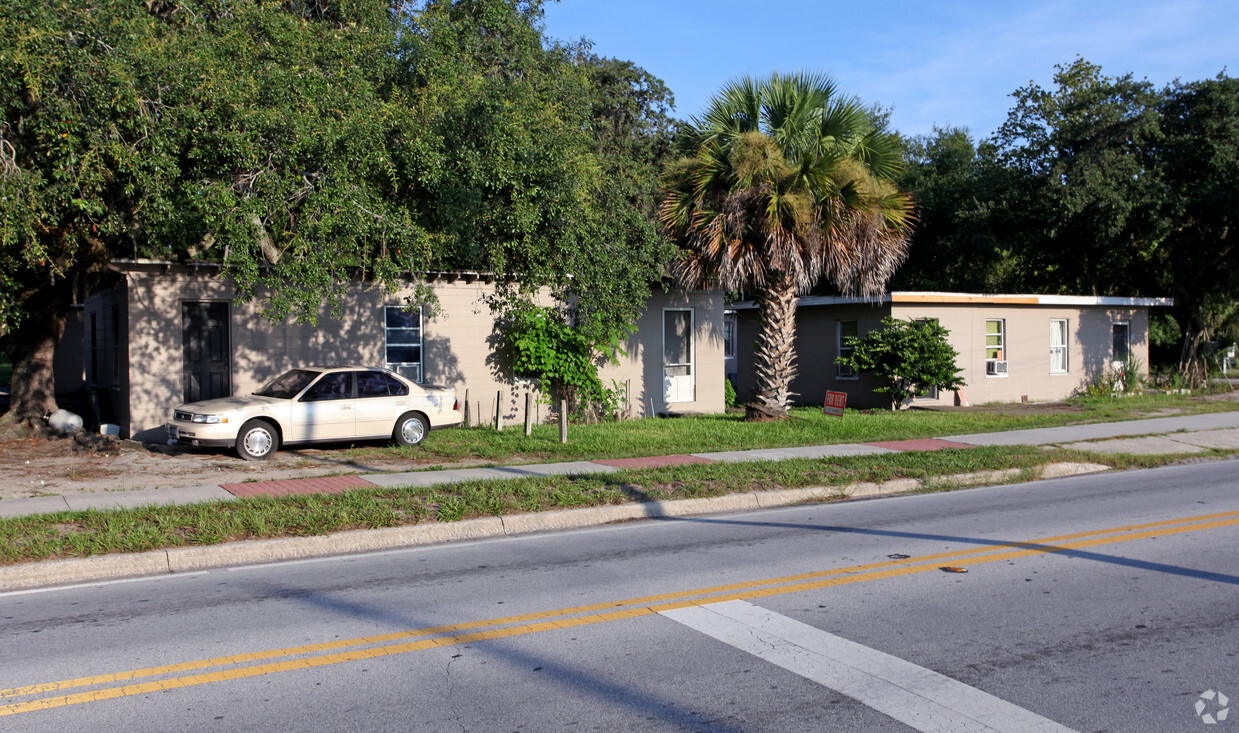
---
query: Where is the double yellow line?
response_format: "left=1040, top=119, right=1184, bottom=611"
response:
left=4, top=508, right=1239, bottom=716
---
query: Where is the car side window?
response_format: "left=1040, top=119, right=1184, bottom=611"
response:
left=357, top=371, right=409, bottom=398
left=301, top=372, right=354, bottom=401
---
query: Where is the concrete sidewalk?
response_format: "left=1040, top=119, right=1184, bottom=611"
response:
left=4, top=411, right=1239, bottom=591
left=4, top=410, right=1238, bottom=520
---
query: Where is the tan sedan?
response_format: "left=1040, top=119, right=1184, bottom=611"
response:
left=166, top=366, right=462, bottom=460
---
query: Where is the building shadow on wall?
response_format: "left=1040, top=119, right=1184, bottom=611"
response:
left=1075, top=309, right=1139, bottom=394
left=481, top=319, right=544, bottom=424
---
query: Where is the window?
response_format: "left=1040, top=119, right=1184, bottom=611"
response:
left=837, top=320, right=858, bottom=379
left=985, top=319, right=1007, bottom=376
left=1112, top=322, right=1130, bottom=363
left=357, top=370, right=409, bottom=398
left=1049, top=319, right=1069, bottom=374
left=385, top=306, right=422, bottom=383
left=301, top=372, right=353, bottom=402
left=663, top=309, right=694, bottom=403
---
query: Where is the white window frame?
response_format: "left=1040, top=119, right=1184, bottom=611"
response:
left=985, top=319, right=1008, bottom=377
left=836, top=320, right=859, bottom=380
left=1049, top=318, right=1069, bottom=375
left=663, top=308, right=695, bottom=404
left=384, top=305, right=423, bottom=383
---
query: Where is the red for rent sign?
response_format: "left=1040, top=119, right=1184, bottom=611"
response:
left=823, top=390, right=847, bottom=417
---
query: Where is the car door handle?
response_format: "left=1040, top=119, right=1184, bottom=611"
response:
left=340, top=406, right=352, bottom=411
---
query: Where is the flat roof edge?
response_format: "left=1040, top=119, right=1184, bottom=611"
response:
left=729, top=292, right=1173, bottom=309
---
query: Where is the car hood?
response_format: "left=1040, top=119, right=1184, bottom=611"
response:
left=175, top=395, right=287, bottom=413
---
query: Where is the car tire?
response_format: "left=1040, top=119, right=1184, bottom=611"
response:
left=393, top=412, right=429, bottom=447
left=236, top=419, right=280, bottom=461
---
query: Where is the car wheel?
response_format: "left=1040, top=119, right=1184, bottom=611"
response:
left=236, top=419, right=280, bottom=461
left=393, top=412, right=429, bottom=447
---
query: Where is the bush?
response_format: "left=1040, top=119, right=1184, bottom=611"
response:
left=837, top=317, right=966, bottom=410
left=1079, top=356, right=1146, bottom=397
left=500, top=303, right=624, bottom=419
left=724, top=377, right=737, bottom=408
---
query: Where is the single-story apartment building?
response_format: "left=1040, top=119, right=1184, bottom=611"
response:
left=82, top=260, right=725, bottom=441
left=728, top=291, right=1172, bottom=409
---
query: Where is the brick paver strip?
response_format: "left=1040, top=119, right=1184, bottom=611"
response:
left=594, top=455, right=718, bottom=469
left=220, top=475, right=378, bottom=498
left=863, top=438, right=978, bottom=452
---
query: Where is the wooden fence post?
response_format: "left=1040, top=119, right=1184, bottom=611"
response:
left=495, top=390, right=503, bottom=431
left=524, top=392, right=533, bottom=436
left=463, top=388, right=470, bottom=427
left=559, top=399, right=568, bottom=444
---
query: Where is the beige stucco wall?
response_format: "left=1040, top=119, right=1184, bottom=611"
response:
left=731, top=299, right=1151, bottom=410
left=892, top=303, right=1150, bottom=405
left=102, top=267, right=724, bottom=440
left=607, top=288, right=726, bottom=417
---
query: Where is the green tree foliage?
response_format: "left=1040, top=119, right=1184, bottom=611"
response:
left=991, top=59, right=1163, bottom=295
left=890, top=127, right=1020, bottom=292
left=396, top=1, right=673, bottom=350
left=1149, top=74, right=1239, bottom=378
left=897, top=59, right=1238, bottom=383
left=837, top=317, right=965, bottom=411
left=1, top=0, right=414, bottom=420
left=501, top=302, right=622, bottom=417
left=0, top=0, right=675, bottom=423
left=661, top=72, right=913, bottom=420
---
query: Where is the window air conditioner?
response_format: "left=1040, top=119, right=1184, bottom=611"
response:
left=987, top=360, right=1008, bottom=376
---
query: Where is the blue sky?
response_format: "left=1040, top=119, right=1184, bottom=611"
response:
left=541, top=0, right=1236, bottom=140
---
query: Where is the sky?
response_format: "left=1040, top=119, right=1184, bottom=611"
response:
left=541, top=0, right=1237, bottom=140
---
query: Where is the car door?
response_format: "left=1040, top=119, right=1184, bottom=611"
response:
left=354, top=370, right=411, bottom=438
left=290, top=372, right=358, bottom=441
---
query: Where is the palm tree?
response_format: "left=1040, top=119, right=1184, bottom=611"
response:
left=660, top=72, right=914, bottom=419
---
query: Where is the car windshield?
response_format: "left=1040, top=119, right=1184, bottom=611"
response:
left=253, top=369, right=320, bottom=399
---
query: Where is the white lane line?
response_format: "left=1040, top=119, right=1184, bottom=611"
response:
left=661, top=600, right=1075, bottom=733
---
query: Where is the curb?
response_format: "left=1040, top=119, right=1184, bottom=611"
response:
left=0, top=462, right=1110, bottom=592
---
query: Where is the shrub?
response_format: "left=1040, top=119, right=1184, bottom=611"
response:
left=500, top=303, right=624, bottom=419
left=837, top=317, right=966, bottom=410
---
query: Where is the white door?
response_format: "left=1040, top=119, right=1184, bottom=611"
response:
left=663, top=309, right=694, bottom=403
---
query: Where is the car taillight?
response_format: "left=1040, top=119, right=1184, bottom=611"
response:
left=453, top=398, right=459, bottom=411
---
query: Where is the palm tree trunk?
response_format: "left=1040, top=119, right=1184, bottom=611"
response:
left=747, top=272, right=798, bottom=420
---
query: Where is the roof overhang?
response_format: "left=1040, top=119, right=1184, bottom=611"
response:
left=729, top=291, right=1174, bottom=310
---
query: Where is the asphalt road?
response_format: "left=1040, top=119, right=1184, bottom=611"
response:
left=3, top=458, right=1237, bottom=731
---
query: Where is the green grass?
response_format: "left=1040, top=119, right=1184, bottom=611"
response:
left=350, top=393, right=1239, bottom=467
left=4, top=443, right=1236, bottom=565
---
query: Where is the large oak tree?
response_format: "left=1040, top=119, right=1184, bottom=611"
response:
left=0, top=0, right=675, bottom=426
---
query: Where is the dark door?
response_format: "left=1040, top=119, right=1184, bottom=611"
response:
left=182, top=302, right=231, bottom=403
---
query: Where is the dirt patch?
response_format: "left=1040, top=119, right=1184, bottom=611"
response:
left=0, top=431, right=471, bottom=501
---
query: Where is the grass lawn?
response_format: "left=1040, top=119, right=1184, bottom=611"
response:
left=345, top=392, right=1239, bottom=466
left=3, top=441, right=1236, bottom=565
